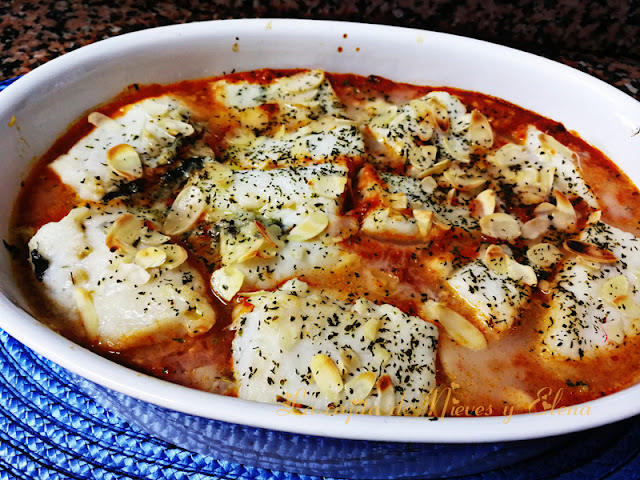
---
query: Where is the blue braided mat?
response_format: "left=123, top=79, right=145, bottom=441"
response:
left=2, top=75, right=640, bottom=480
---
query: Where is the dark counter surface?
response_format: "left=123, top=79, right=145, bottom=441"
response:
left=1, top=0, right=638, bottom=101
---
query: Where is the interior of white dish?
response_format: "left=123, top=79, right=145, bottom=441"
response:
left=0, top=18, right=639, bottom=443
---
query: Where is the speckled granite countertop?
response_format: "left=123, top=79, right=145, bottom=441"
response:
left=1, top=0, right=638, bottom=101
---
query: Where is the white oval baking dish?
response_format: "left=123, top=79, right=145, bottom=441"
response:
left=0, top=19, right=639, bottom=450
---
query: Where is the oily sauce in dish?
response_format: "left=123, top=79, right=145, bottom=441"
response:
left=11, top=69, right=640, bottom=416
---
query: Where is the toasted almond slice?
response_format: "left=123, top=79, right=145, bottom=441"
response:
left=309, top=175, right=348, bottom=198
left=345, top=371, right=377, bottom=405
left=139, top=226, right=171, bottom=246
left=467, top=109, right=493, bottom=148
left=470, top=189, right=496, bottom=219
left=73, top=287, right=99, bottom=340
left=310, top=354, right=344, bottom=403
left=376, top=375, right=395, bottom=415
left=588, top=210, right=602, bottom=224
left=362, top=317, right=381, bottom=342
left=521, top=216, right=551, bottom=240
left=372, top=343, right=392, bottom=366
left=106, top=214, right=144, bottom=253
left=446, top=188, right=456, bottom=206
left=87, top=111, right=120, bottom=131
left=507, top=260, right=537, bottom=286
left=527, top=243, right=563, bottom=269
left=552, top=190, right=577, bottom=231
left=159, top=244, right=188, bottom=269
left=492, top=143, right=527, bottom=166
left=419, top=176, right=438, bottom=194
left=254, top=221, right=280, bottom=249
left=277, top=70, right=324, bottom=93
left=534, top=202, right=556, bottom=216
left=427, top=302, right=487, bottom=350
left=483, top=245, right=509, bottom=275
left=288, top=211, right=329, bottom=242
left=107, top=144, right=143, bottom=180
left=163, top=185, right=205, bottom=235
left=211, top=266, right=245, bottom=302
left=338, top=347, right=361, bottom=374
left=388, top=192, right=408, bottom=210
left=601, top=275, right=629, bottom=304
left=414, top=209, right=434, bottom=237
left=135, top=247, right=167, bottom=269
left=442, top=170, right=486, bottom=192
left=408, top=145, right=438, bottom=173
left=426, top=97, right=450, bottom=132
left=418, top=158, right=451, bottom=178
left=479, top=213, right=521, bottom=241
left=563, top=239, right=618, bottom=264
left=539, top=133, right=578, bottom=162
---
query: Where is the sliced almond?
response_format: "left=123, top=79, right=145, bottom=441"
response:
left=106, top=214, right=144, bottom=253
left=551, top=190, right=577, bottom=231
left=601, top=275, right=629, bottom=304
left=479, top=213, right=521, bottom=241
left=534, top=202, right=556, bottom=216
left=135, top=247, right=167, bottom=269
left=87, top=111, right=120, bottom=131
left=492, top=143, right=527, bottom=167
left=442, top=170, right=486, bottom=192
left=163, top=185, right=205, bottom=235
left=362, top=317, right=381, bottom=342
left=139, top=226, right=171, bottom=246
left=309, top=175, right=348, bottom=198
left=210, top=266, right=245, bottom=302
left=470, top=189, right=496, bottom=219
left=427, top=302, right=487, bottom=350
left=107, top=144, right=143, bottom=180
left=338, top=347, right=361, bottom=374
left=507, top=261, right=537, bottom=286
left=419, top=176, right=438, bottom=194
left=376, top=375, right=395, bottom=415
left=310, top=354, right=344, bottom=403
left=372, top=343, right=392, bottom=366
left=408, top=145, right=438, bottom=174
left=254, top=221, right=280, bottom=249
left=388, top=192, right=408, bottom=210
left=73, top=287, right=99, bottom=340
left=277, top=70, right=324, bottom=93
left=426, top=96, right=450, bottom=132
left=288, top=211, right=329, bottom=242
left=345, top=371, right=377, bottom=405
left=526, top=243, right=563, bottom=269
left=587, top=210, right=602, bottom=224
left=483, top=245, right=509, bottom=275
left=563, top=239, right=617, bottom=264
left=521, top=216, right=551, bottom=240
left=467, top=109, right=493, bottom=148
left=414, top=209, right=434, bottom=237
left=418, top=158, right=451, bottom=178
left=159, top=244, right=188, bottom=269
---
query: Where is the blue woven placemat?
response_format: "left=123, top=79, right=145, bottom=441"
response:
left=2, top=74, right=640, bottom=480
